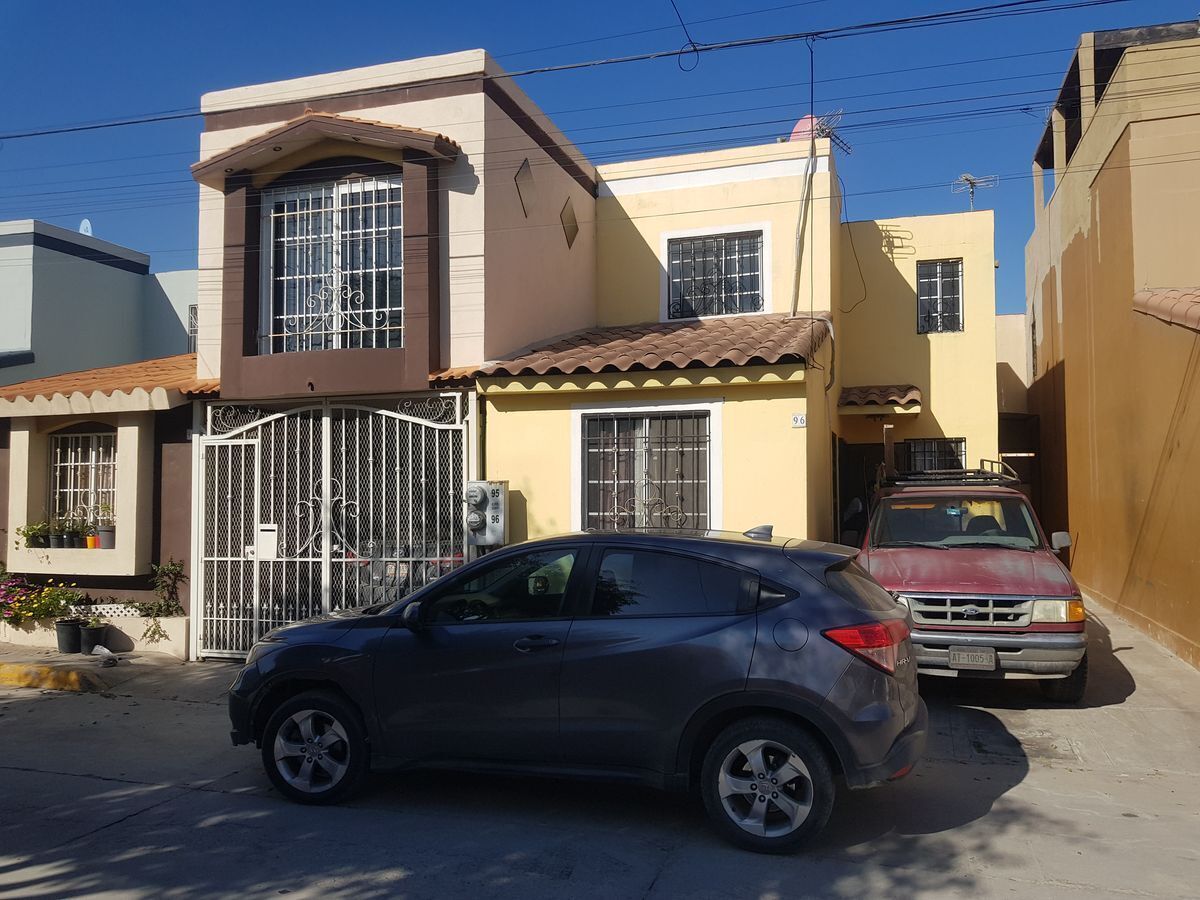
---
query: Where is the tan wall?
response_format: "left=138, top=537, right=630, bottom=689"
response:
left=1026, top=35, right=1200, bottom=668
left=480, top=94, right=596, bottom=360
left=595, top=142, right=837, bottom=327
left=482, top=371, right=815, bottom=541
left=835, top=211, right=999, bottom=463
left=995, top=313, right=1030, bottom=414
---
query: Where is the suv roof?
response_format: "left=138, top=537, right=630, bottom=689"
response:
left=523, top=528, right=856, bottom=566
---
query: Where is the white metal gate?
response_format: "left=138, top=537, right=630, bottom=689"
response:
left=195, top=397, right=468, bottom=658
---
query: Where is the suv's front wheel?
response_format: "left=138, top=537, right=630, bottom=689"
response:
left=261, top=690, right=368, bottom=804
left=700, top=717, right=835, bottom=853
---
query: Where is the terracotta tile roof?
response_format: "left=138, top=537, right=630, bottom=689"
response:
left=1133, top=288, right=1200, bottom=333
left=429, top=365, right=479, bottom=388
left=838, top=384, right=922, bottom=408
left=0, top=354, right=218, bottom=402
left=479, top=314, right=831, bottom=378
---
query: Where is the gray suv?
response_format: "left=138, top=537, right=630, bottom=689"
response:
left=229, top=529, right=927, bottom=853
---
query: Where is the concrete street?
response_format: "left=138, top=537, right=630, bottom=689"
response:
left=0, top=609, right=1197, bottom=899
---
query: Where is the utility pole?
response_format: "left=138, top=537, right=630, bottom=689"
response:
left=952, top=172, right=998, bottom=211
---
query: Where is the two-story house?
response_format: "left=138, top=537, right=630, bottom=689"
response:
left=0, top=50, right=998, bottom=659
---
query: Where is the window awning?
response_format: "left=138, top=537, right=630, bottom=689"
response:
left=0, top=354, right=218, bottom=418
left=191, top=112, right=461, bottom=187
left=838, top=384, right=922, bottom=415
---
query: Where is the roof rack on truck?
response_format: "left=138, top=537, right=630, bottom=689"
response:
left=875, top=458, right=1021, bottom=489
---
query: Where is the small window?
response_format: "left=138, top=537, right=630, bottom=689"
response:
left=667, top=231, right=764, bottom=318
left=917, top=259, right=963, bottom=333
left=426, top=549, right=578, bottom=624
left=588, top=548, right=746, bottom=617
left=187, top=304, right=198, bottom=353
left=48, top=425, right=116, bottom=525
left=899, top=438, right=966, bottom=472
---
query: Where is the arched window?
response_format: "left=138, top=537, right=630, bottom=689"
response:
left=48, top=423, right=116, bottom=525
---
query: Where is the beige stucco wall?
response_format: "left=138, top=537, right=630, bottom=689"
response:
left=481, top=369, right=816, bottom=541
left=594, top=141, right=837, bottom=327
left=1025, top=33, right=1200, bottom=668
left=6, top=412, right=156, bottom=577
left=995, top=312, right=1030, bottom=414
left=195, top=52, right=598, bottom=379
left=835, top=210, right=998, bottom=463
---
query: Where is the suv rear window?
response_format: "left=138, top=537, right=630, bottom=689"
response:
left=825, top=560, right=898, bottom=612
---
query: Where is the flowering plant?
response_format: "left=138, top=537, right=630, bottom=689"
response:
left=0, top=578, right=83, bottom=625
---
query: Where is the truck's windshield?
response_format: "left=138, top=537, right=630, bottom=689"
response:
left=870, top=495, right=1041, bottom=550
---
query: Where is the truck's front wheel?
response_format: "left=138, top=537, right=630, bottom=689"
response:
left=1040, top=653, right=1088, bottom=704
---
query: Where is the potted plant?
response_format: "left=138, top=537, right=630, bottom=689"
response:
left=97, top=505, right=116, bottom=550
left=16, top=522, right=49, bottom=549
left=55, top=613, right=84, bottom=653
left=84, top=523, right=99, bottom=550
left=48, top=520, right=65, bottom=549
left=66, top=518, right=85, bottom=549
left=79, top=613, right=107, bottom=654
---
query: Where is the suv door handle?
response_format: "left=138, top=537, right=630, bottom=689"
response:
left=513, top=635, right=561, bottom=653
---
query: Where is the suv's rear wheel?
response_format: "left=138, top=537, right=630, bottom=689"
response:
left=700, top=717, right=834, bottom=853
left=1040, top=653, right=1088, bottom=704
left=261, top=690, right=367, bottom=804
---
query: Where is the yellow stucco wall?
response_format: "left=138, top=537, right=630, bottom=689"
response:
left=835, top=210, right=998, bottom=464
left=482, top=374, right=818, bottom=542
left=595, top=142, right=838, bottom=327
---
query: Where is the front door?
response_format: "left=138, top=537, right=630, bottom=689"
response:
left=373, top=546, right=584, bottom=765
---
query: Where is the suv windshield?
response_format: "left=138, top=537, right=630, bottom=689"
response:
left=870, top=494, right=1041, bottom=550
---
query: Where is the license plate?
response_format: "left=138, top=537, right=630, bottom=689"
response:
left=948, top=646, right=996, bottom=671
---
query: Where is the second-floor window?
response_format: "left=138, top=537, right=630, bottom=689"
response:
left=667, top=231, right=764, bottom=319
left=260, top=175, right=404, bottom=354
left=917, top=259, right=963, bottom=333
left=899, top=438, right=966, bottom=472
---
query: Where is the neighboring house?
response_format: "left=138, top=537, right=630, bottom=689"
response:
left=0, top=51, right=998, bottom=659
left=0, top=220, right=197, bottom=385
left=995, top=312, right=1038, bottom=503
left=0, top=221, right=198, bottom=582
left=1026, top=20, right=1200, bottom=668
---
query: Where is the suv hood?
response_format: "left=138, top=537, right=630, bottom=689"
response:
left=861, top=546, right=1077, bottom=596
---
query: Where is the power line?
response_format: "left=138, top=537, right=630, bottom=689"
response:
left=0, top=0, right=1129, bottom=141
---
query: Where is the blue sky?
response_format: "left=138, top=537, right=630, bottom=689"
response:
left=1, top=0, right=1193, bottom=313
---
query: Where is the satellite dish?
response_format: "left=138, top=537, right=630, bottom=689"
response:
left=79, top=218, right=93, bottom=236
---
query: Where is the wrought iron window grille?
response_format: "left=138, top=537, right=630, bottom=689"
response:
left=667, top=231, right=765, bottom=319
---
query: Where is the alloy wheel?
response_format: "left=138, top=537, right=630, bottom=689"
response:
left=717, top=739, right=814, bottom=838
left=272, top=709, right=351, bottom=794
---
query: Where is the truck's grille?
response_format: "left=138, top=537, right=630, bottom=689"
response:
left=906, top=594, right=1033, bottom=628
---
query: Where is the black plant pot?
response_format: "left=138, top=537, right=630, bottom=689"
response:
left=55, top=618, right=83, bottom=653
left=28, top=535, right=49, bottom=549
left=68, top=534, right=84, bottom=549
left=49, top=534, right=65, bottom=549
left=79, top=624, right=107, bottom=655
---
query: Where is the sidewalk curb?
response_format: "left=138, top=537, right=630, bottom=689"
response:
left=0, top=661, right=109, bottom=693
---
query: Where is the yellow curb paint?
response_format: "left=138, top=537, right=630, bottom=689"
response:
left=0, top=662, right=101, bottom=692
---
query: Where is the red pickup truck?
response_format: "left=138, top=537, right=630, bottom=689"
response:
left=848, top=465, right=1087, bottom=703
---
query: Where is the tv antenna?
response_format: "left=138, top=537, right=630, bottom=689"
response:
left=815, top=110, right=852, bottom=154
left=952, top=173, right=997, bottom=210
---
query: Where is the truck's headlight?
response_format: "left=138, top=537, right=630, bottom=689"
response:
left=1032, top=598, right=1085, bottom=623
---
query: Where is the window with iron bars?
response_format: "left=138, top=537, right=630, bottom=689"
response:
left=667, top=231, right=764, bottom=319
left=582, top=412, right=710, bottom=530
left=899, top=438, right=967, bottom=472
left=48, top=427, right=116, bottom=525
left=917, top=258, right=963, bottom=333
left=259, top=176, right=403, bottom=354
left=187, top=304, right=198, bottom=353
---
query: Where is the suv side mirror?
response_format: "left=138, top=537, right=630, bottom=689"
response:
left=401, top=600, right=425, bottom=631
left=840, top=530, right=861, bottom=548
left=1051, top=531, right=1072, bottom=552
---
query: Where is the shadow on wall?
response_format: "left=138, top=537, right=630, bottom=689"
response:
left=140, top=275, right=190, bottom=357
left=995, top=361, right=1027, bottom=414
left=836, top=220, right=937, bottom=522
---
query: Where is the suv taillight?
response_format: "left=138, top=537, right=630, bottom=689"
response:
left=823, top=619, right=910, bottom=675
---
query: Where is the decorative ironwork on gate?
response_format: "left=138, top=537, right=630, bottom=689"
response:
left=196, top=397, right=468, bottom=658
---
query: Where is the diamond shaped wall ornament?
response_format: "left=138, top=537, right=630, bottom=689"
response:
left=560, top=197, right=579, bottom=249
left=514, top=158, right=535, bottom=218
